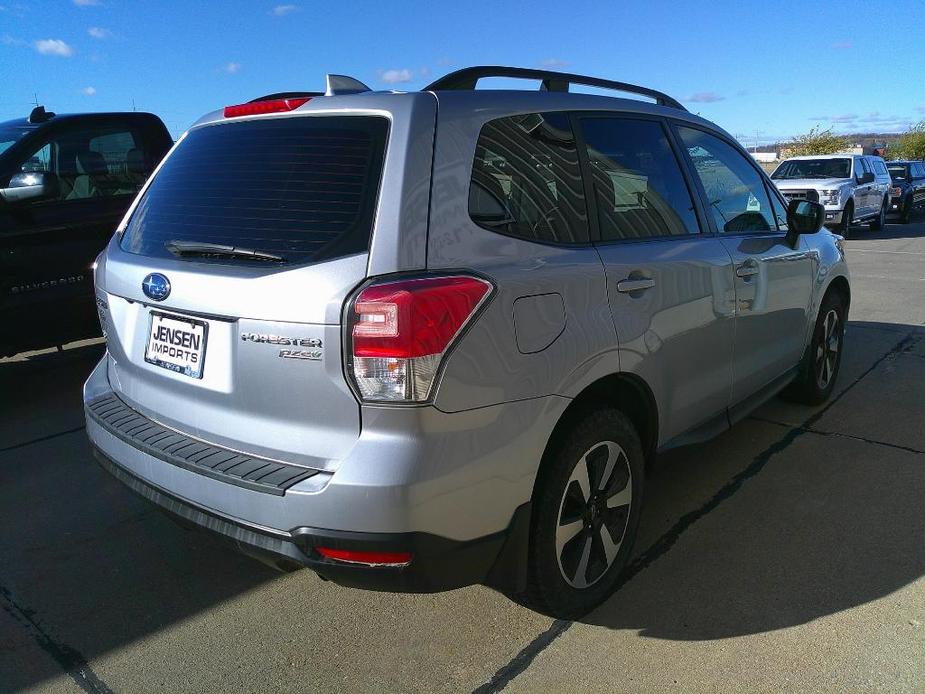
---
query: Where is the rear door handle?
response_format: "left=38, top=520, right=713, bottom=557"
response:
left=736, top=260, right=759, bottom=278
left=616, top=278, right=656, bottom=293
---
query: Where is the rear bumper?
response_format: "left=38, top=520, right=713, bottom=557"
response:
left=84, top=354, right=563, bottom=592
left=92, top=445, right=529, bottom=592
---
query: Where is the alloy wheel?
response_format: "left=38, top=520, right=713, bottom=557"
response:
left=555, top=441, right=633, bottom=589
left=815, top=309, right=841, bottom=390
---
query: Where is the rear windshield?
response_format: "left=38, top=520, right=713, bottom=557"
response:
left=771, top=158, right=851, bottom=180
left=120, top=116, right=389, bottom=264
left=888, top=165, right=909, bottom=180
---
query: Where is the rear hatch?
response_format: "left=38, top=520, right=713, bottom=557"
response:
left=98, top=101, right=429, bottom=470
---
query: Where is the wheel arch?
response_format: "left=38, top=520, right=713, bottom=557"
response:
left=545, top=372, right=659, bottom=470
left=823, top=274, right=851, bottom=312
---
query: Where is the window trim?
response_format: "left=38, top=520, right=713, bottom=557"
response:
left=467, top=111, right=592, bottom=247
left=669, top=120, right=788, bottom=238
left=572, top=111, right=710, bottom=246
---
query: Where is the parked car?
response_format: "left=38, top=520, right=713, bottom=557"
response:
left=886, top=159, right=925, bottom=223
left=84, top=67, right=850, bottom=618
left=0, top=106, right=172, bottom=356
left=771, top=153, right=892, bottom=235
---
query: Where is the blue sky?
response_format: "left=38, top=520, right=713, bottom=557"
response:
left=2, top=0, right=924, bottom=144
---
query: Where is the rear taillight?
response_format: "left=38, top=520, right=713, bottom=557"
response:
left=223, top=97, right=310, bottom=118
left=891, top=186, right=902, bottom=197
left=346, top=275, right=493, bottom=402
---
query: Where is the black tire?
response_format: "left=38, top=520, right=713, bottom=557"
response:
left=784, top=291, right=846, bottom=405
left=520, top=408, right=645, bottom=619
left=837, top=200, right=854, bottom=237
left=900, top=196, right=913, bottom=224
left=869, top=197, right=887, bottom=230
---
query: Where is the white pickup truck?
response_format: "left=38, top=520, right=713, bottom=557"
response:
left=770, top=154, right=892, bottom=235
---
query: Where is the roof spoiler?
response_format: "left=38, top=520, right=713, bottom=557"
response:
left=324, top=74, right=371, bottom=96
left=424, top=66, right=687, bottom=111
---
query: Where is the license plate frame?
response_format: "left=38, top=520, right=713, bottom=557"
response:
left=144, top=311, right=209, bottom=379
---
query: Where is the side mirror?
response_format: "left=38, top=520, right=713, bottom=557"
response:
left=856, top=171, right=874, bottom=184
left=0, top=171, right=58, bottom=203
left=786, top=199, right=825, bottom=245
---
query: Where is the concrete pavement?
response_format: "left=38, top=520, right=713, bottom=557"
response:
left=2, top=220, right=924, bottom=693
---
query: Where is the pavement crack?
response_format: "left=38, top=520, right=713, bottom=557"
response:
left=749, top=416, right=925, bottom=456
left=472, top=328, right=920, bottom=694
left=0, top=425, right=87, bottom=454
left=0, top=582, right=113, bottom=694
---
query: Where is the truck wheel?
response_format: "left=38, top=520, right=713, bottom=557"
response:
left=784, top=291, right=846, bottom=405
left=869, top=197, right=887, bottom=230
left=521, top=408, right=645, bottom=619
left=900, top=196, right=913, bottom=224
left=838, top=201, right=853, bottom=237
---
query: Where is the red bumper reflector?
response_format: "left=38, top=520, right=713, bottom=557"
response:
left=223, top=97, right=310, bottom=118
left=316, top=547, right=412, bottom=566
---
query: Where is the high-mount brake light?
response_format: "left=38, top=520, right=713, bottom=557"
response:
left=223, top=97, right=311, bottom=118
left=316, top=547, right=412, bottom=567
left=346, top=275, right=493, bottom=402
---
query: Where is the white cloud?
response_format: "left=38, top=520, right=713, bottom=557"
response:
left=830, top=113, right=857, bottom=123
left=2, top=34, right=25, bottom=45
left=34, top=39, right=74, bottom=57
left=223, top=61, right=242, bottom=74
left=540, top=58, right=571, bottom=69
left=81, top=86, right=96, bottom=95
left=73, top=0, right=100, bottom=6
left=87, top=27, right=111, bottom=39
left=685, top=91, right=725, bottom=103
left=272, top=4, right=297, bottom=15
left=379, top=68, right=412, bottom=84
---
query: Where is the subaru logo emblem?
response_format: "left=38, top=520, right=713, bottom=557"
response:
left=142, top=273, right=171, bottom=302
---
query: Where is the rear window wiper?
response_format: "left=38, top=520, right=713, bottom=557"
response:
left=165, top=240, right=286, bottom=263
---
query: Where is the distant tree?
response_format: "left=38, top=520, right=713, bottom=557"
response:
left=786, top=126, right=851, bottom=156
left=888, top=120, right=925, bottom=161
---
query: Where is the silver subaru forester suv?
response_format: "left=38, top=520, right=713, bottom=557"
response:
left=85, top=67, right=850, bottom=618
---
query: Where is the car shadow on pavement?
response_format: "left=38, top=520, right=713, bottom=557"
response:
left=0, top=344, right=281, bottom=692
left=854, top=218, right=925, bottom=240
left=581, top=320, right=925, bottom=640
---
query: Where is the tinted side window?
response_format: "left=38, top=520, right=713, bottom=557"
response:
left=579, top=117, right=699, bottom=240
left=769, top=187, right=789, bottom=231
left=469, top=112, right=588, bottom=244
left=914, top=162, right=925, bottom=179
left=677, top=126, right=775, bottom=233
left=16, top=126, right=147, bottom=202
left=873, top=160, right=888, bottom=176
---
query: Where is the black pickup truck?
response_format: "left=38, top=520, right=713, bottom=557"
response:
left=0, top=107, right=172, bottom=357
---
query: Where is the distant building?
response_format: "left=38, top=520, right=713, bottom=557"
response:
left=750, top=151, right=779, bottom=163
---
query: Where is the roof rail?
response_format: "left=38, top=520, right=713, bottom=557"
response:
left=424, top=66, right=686, bottom=111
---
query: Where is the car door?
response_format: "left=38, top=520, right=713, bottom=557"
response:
left=577, top=115, right=737, bottom=444
left=913, top=163, right=925, bottom=210
left=0, top=119, right=154, bottom=351
left=674, top=124, right=815, bottom=412
left=873, top=159, right=890, bottom=205
left=854, top=157, right=873, bottom=217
